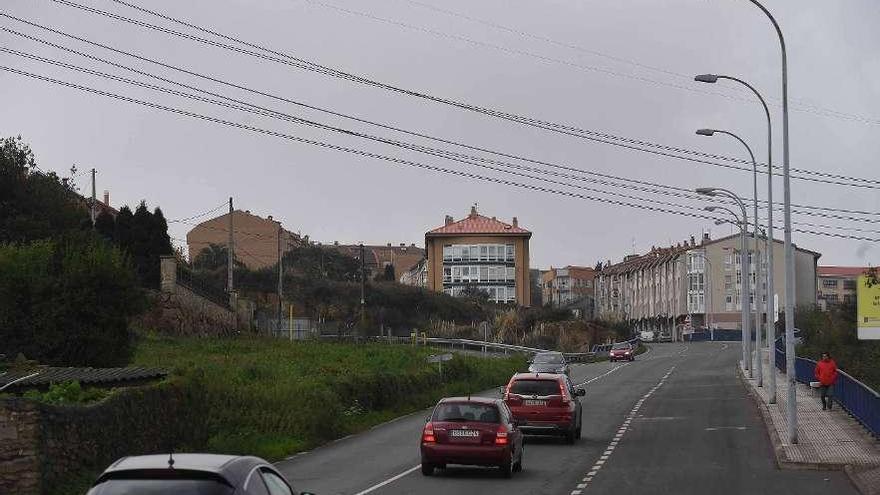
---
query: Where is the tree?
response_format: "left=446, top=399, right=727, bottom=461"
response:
left=193, top=243, right=244, bottom=271
left=0, top=136, right=88, bottom=242
left=382, top=263, right=395, bottom=281
left=0, top=234, right=146, bottom=367
left=96, top=201, right=173, bottom=289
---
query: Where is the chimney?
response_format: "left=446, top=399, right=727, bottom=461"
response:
left=470, top=205, right=478, bottom=217
left=334, top=241, right=339, bottom=246
left=103, top=190, right=109, bottom=206
left=411, top=243, right=416, bottom=247
left=267, top=215, right=273, bottom=221
left=387, top=243, right=392, bottom=247
left=400, top=243, right=405, bottom=247
left=445, top=215, right=453, bottom=225
left=512, top=217, right=518, bottom=227
left=690, top=235, right=696, bottom=246
left=491, top=216, right=496, bottom=221
left=702, top=232, right=711, bottom=244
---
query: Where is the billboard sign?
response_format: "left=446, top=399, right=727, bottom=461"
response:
left=857, top=274, right=880, bottom=340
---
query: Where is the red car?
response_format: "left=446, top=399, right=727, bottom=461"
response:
left=609, top=342, right=636, bottom=362
left=420, top=397, right=524, bottom=478
left=503, top=373, right=585, bottom=444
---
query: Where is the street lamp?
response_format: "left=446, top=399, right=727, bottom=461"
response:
left=695, top=72, right=776, bottom=403
left=696, top=129, right=764, bottom=388
left=739, top=0, right=796, bottom=445
left=708, top=207, right=750, bottom=369
left=697, top=187, right=751, bottom=377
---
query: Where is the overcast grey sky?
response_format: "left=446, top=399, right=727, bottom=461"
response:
left=2, top=0, right=878, bottom=269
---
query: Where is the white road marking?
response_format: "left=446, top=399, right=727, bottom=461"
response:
left=705, top=426, right=747, bottom=431
left=351, top=465, right=420, bottom=495
left=577, top=483, right=587, bottom=488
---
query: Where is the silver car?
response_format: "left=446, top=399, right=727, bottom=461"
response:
left=527, top=351, right=570, bottom=375
left=86, top=453, right=314, bottom=495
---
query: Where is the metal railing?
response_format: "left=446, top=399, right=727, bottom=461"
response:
left=775, top=336, right=879, bottom=438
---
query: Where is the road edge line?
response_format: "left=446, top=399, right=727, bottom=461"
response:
left=351, top=464, right=421, bottom=495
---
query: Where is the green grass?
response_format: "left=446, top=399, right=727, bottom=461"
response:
left=131, top=335, right=522, bottom=461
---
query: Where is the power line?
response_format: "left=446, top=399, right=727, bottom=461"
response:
left=315, top=0, right=880, bottom=126
left=8, top=44, right=877, bottom=232
left=167, top=200, right=227, bottom=223
left=40, top=1, right=880, bottom=189
left=6, top=22, right=877, bottom=221
left=2, top=63, right=877, bottom=244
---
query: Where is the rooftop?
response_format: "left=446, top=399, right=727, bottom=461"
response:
left=427, top=206, right=531, bottom=236
left=818, top=266, right=871, bottom=278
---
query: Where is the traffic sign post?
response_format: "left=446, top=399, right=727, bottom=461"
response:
left=857, top=275, right=880, bottom=340
left=427, top=353, right=454, bottom=375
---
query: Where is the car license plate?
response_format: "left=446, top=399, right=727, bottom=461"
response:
left=450, top=429, right=480, bottom=438
left=524, top=399, right=546, bottom=406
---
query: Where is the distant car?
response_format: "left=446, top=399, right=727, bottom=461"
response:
left=85, top=453, right=313, bottom=495
left=420, top=396, right=524, bottom=478
left=658, top=331, right=672, bottom=343
left=609, top=342, right=635, bottom=362
left=640, top=330, right=656, bottom=342
left=527, top=351, right=570, bottom=375
left=503, top=372, right=585, bottom=444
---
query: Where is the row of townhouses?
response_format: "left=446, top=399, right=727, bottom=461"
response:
left=595, top=232, right=821, bottom=339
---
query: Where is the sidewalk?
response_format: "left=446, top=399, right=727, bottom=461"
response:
left=741, top=351, right=880, bottom=494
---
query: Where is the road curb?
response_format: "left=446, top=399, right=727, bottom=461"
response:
left=736, top=366, right=875, bottom=494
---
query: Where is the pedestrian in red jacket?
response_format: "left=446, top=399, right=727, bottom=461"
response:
left=814, top=352, right=838, bottom=411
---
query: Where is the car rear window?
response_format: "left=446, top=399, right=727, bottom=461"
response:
left=612, top=343, right=631, bottom=350
left=509, top=379, right=560, bottom=396
left=432, top=402, right=500, bottom=423
left=532, top=353, right=564, bottom=364
left=87, top=478, right=234, bottom=495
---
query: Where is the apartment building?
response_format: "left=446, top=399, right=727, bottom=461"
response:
left=186, top=210, right=301, bottom=269
left=425, top=206, right=532, bottom=305
left=334, top=243, right=425, bottom=281
left=542, top=266, right=597, bottom=316
left=596, top=233, right=820, bottom=339
left=817, top=266, right=866, bottom=310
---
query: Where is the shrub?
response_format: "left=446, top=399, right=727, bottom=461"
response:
left=0, top=235, right=146, bottom=366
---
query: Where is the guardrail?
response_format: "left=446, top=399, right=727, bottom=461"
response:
left=775, top=336, right=879, bottom=438
left=317, top=334, right=641, bottom=363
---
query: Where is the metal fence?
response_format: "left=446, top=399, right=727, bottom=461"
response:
left=775, top=337, right=879, bottom=438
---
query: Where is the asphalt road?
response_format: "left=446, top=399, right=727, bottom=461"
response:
left=277, top=342, right=858, bottom=495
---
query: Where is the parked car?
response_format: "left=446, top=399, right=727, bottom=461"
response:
left=640, top=330, right=656, bottom=342
left=658, top=331, right=673, bottom=342
left=85, top=453, right=313, bottom=495
left=420, top=396, right=524, bottom=478
left=609, top=342, right=635, bottom=362
left=503, top=372, right=584, bottom=444
left=527, top=351, right=570, bottom=375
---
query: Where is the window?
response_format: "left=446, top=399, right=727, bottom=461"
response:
left=822, top=278, right=838, bottom=288
left=443, top=266, right=451, bottom=283
left=480, top=245, right=488, bottom=261
left=507, top=266, right=516, bottom=281
left=506, top=244, right=515, bottom=261
left=260, top=470, right=294, bottom=495
left=88, top=478, right=234, bottom=495
left=443, top=245, right=452, bottom=261
left=724, top=275, right=732, bottom=290
left=825, top=293, right=839, bottom=302
left=843, top=279, right=856, bottom=290
left=844, top=294, right=855, bottom=304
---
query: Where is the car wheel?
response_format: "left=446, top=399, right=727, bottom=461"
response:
left=575, top=423, right=582, bottom=439
left=500, top=461, right=513, bottom=478
left=421, top=462, right=434, bottom=476
left=513, top=449, right=523, bottom=473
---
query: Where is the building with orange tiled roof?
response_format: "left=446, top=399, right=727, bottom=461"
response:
left=425, top=206, right=532, bottom=305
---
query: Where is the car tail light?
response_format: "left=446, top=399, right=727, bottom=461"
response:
left=422, top=422, right=436, bottom=443
left=558, top=381, right=570, bottom=407
left=495, top=425, right=509, bottom=445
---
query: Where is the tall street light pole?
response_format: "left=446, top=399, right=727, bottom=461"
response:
left=695, top=73, right=776, bottom=401
left=706, top=205, right=749, bottom=369
left=741, top=0, right=796, bottom=444
left=697, top=188, right=750, bottom=376
left=696, top=129, right=763, bottom=387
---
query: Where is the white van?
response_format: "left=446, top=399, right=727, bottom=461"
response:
left=640, top=330, right=655, bottom=342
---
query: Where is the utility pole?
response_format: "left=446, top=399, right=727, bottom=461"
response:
left=90, top=168, right=97, bottom=228
left=360, top=242, right=366, bottom=333
left=227, top=197, right=234, bottom=294
left=277, top=222, right=283, bottom=335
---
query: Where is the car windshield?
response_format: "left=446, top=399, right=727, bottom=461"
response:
left=612, top=343, right=631, bottom=350
left=433, top=402, right=500, bottom=423
left=532, top=353, right=564, bottom=364
left=509, top=379, right=560, bottom=396
left=87, top=478, right=234, bottom=495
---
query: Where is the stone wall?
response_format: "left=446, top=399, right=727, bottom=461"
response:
left=0, top=399, right=40, bottom=495
left=0, top=383, right=208, bottom=494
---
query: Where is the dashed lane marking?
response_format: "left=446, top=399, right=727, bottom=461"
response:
left=571, top=364, right=677, bottom=493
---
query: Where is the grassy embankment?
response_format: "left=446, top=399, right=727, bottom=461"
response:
left=131, top=335, right=523, bottom=460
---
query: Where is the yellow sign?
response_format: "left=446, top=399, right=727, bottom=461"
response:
left=857, top=274, right=880, bottom=340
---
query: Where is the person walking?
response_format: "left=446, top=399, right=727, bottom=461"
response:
left=814, top=352, right=838, bottom=411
